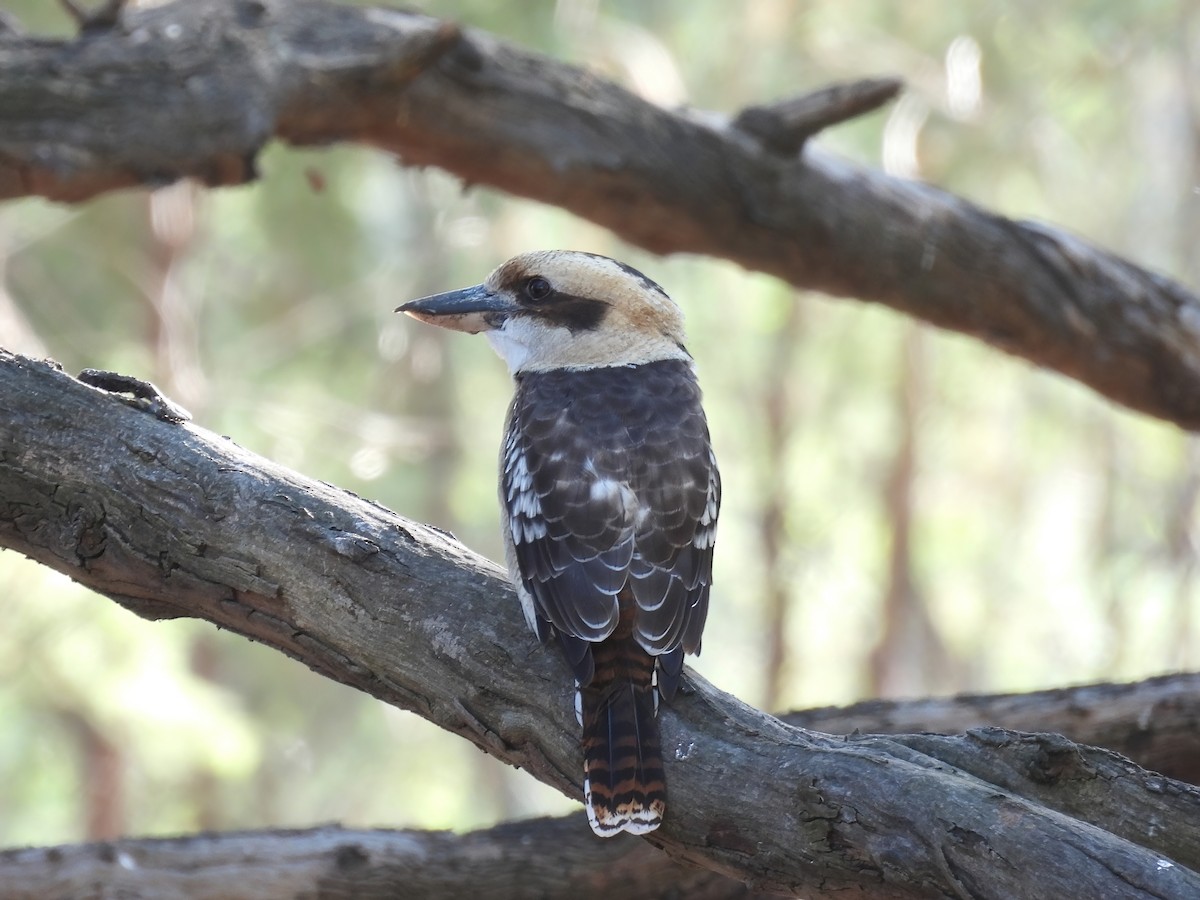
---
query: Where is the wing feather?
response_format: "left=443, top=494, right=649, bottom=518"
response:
left=501, top=361, right=719, bottom=688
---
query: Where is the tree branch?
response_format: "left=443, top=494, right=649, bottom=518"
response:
left=3, top=350, right=1200, bottom=897
left=58, top=0, right=128, bottom=34
left=11, top=679, right=1198, bottom=900
left=1, top=1, right=1199, bottom=428
left=10, top=674, right=1200, bottom=900
left=784, top=674, right=1200, bottom=786
left=733, top=77, right=903, bottom=156
left=1, top=818, right=754, bottom=900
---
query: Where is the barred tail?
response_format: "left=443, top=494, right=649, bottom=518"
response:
left=580, top=638, right=666, bottom=837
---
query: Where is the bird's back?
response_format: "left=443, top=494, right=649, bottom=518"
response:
left=501, top=359, right=719, bottom=834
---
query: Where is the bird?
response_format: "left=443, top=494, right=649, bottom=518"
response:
left=397, top=250, right=719, bottom=837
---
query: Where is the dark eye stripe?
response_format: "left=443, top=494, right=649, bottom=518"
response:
left=529, top=293, right=610, bottom=332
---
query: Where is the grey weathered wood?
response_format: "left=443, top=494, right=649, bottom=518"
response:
left=785, top=674, right=1200, bottom=785
left=3, top=349, right=1199, bottom=898
left=733, top=77, right=904, bottom=155
left=1, top=1, right=1199, bottom=428
left=0, top=818, right=754, bottom=900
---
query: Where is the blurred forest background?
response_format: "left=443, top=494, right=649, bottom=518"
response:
left=1, top=0, right=1198, bottom=850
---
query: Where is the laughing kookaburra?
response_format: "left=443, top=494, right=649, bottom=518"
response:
left=397, top=250, right=720, bottom=837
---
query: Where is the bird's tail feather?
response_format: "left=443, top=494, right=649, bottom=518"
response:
left=581, top=676, right=666, bottom=836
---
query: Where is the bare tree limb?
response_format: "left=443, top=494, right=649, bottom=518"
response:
left=3, top=351, right=1200, bottom=898
left=785, top=674, right=1200, bottom=785
left=1, top=1, right=1199, bottom=428
left=0, top=818, right=755, bottom=900
left=733, top=77, right=904, bottom=155
left=10, top=672, right=1199, bottom=900
left=58, top=0, right=127, bottom=33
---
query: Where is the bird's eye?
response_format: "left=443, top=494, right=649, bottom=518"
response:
left=525, top=277, right=552, bottom=302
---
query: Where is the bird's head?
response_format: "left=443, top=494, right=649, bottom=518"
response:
left=396, top=250, right=691, bottom=373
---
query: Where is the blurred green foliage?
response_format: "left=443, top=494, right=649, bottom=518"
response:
left=1, top=0, right=1197, bottom=848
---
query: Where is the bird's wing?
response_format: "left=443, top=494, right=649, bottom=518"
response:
left=628, top=432, right=717, bottom=640
left=502, top=362, right=719, bottom=691
left=503, top=406, right=631, bottom=648
left=625, top=405, right=719, bottom=701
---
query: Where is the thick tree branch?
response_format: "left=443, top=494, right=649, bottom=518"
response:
left=11, top=676, right=1198, bottom=900
left=11, top=686, right=1195, bottom=900
left=3, top=352, right=1200, bottom=898
left=1, top=1, right=1199, bottom=428
left=0, top=818, right=753, bottom=900
left=784, top=674, right=1200, bottom=786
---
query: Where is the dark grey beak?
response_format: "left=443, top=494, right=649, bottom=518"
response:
left=396, top=284, right=513, bottom=334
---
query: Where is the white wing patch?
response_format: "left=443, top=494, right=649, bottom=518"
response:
left=503, top=430, right=545, bottom=636
left=589, top=478, right=621, bottom=503
left=694, top=447, right=720, bottom=550
left=589, top=477, right=643, bottom=525
left=504, top=434, right=547, bottom=543
left=513, top=518, right=548, bottom=542
left=505, top=437, right=534, bottom=496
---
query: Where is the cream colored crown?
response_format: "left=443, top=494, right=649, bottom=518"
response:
left=484, top=250, right=692, bottom=373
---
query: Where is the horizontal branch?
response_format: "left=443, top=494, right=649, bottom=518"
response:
left=785, top=673, right=1200, bottom=785
left=12, top=676, right=1198, bottom=900
left=3, top=350, right=1200, bottom=897
left=10, top=674, right=1199, bottom=900
left=1, top=1, right=1199, bottom=427
left=0, top=817, right=748, bottom=900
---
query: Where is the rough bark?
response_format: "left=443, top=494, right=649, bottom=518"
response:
left=2, top=1, right=1200, bottom=428
left=784, top=673, right=1200, bottom=787
left=0, top=818, right=756, bottom=900
left=3, top=350, right=1200, bottom=898
left=6, top=678, right=1200, bottom=900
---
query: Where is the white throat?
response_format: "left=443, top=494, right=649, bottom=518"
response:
left=484, top=316, right=689, bottom=375
left=485, top=320, right=533, bottom=373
